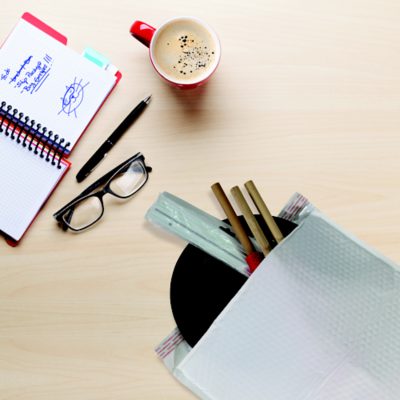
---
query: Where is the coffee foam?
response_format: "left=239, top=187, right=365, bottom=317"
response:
left=152, top=19, right=218, bottom=83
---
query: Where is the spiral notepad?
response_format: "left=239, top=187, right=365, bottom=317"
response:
left=0, top=13, right=120, bottom=243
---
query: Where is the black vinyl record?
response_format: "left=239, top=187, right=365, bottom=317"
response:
left=170, top=216, right=297, bottom=347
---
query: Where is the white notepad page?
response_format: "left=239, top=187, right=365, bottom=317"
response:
left=0, top=133, right=68, bottom=241
left=0, top=18, right=116, bottom=150
left=175, top=210, right=400, bottom=400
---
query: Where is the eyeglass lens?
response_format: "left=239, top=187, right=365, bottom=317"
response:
left=109, top=160, right=147, bottom=198
left=64, top=196, right=103, bottom=230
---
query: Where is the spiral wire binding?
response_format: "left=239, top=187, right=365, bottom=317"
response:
left=0, top=100, right=70, bottom=169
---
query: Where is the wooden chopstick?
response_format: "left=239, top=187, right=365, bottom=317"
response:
left=230, top=186, right=271, bottom=256
left=211, top=182, right=255, bottom=256
left=244, top=180, right=284, bottom=244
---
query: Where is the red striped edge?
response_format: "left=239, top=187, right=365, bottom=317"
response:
left=155, top=328, right=185, bottom=360
left=279, top=193, right=310, bottom=222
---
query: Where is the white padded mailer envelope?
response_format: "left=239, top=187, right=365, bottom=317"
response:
left=173, top=208, right=400, bottom=400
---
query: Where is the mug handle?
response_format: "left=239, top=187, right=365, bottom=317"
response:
left=130, top=21, right=156, bottom=48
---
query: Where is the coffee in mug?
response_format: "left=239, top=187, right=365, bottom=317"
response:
left=130, top=17, right=221, bottom=89
left=152, top=19, right=217, bottom=83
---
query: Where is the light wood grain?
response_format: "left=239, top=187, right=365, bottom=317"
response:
left=0, top=1, right=400, bottom=398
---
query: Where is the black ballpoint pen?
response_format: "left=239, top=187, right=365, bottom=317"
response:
left=76, top=95, right=151, bottom=182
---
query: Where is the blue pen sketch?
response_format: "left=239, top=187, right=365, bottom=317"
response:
left=9, top=55, right=33, bottom=84
left=58, top=77, right=89, bottom=118
left=1, top=68, right=10, bottom=81
left=0, top=53, right=53, bottom=94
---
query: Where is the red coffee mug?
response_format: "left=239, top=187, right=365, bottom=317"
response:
left=130, top=17, right=221, bottom=89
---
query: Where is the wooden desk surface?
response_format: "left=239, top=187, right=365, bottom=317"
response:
left=1, top=1, right=399, bottom=399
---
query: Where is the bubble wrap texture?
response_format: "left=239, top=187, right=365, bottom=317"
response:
left=175, top=210, right=400, bottom=400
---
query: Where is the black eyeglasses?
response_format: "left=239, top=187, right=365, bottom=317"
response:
left=53, top=152, right=152, bottom=231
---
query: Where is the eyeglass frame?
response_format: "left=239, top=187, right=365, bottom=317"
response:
left=53, top=152, right=152, bottom=231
